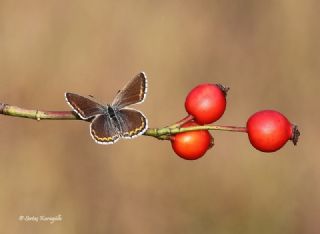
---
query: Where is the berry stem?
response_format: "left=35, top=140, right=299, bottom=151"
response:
left=145, top=125, right=246, bottom=140
left=168, top=115, right=194, bottom=128
left=0, top=102, right=246, bottom=140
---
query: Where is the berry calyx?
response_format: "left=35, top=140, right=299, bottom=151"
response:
left=185, top=83, right=229, bottom=125
left=170, top=122, right=213, bottom=160
left=246, top=110, right=300, bottom=152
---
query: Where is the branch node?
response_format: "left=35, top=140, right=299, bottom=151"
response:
left=35, top=110, right=41, bottom=121
left=0, top=103, right=6, bottom=114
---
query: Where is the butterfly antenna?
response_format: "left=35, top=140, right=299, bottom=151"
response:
left=88, top=94, right=106, bottom=106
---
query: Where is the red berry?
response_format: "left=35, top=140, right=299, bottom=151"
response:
left=185, top=84, right=229, bottom=125
left=246, top=110, right=300, bottom=152
left=170, top=122, right=213, bottom=160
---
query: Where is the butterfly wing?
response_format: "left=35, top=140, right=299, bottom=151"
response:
left=117, top=108, right=148, bottom=139
left=90, top=114, right=120, bottom=144
left=111, top=72, right=147, bottom=109
left=65, top=93, right=105, bottom=119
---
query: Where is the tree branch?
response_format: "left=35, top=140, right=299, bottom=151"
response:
left=0, top=103, right=247, bottom=140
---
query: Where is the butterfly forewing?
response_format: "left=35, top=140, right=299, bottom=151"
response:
left=117, top=108, right=148, bottom=138
left=111, top=72, right=147, bottom=108
left=90, top=114, right=120, bottom=144
left=65, top=93, right=105, bottom=119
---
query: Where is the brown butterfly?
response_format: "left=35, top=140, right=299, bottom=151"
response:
left=65, top=72, right=148, bottom=144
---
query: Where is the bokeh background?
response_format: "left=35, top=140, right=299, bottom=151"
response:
left=0, top=1, right=319, bottom=233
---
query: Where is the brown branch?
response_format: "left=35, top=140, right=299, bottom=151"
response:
left=0, top=103, right=247, bottom=140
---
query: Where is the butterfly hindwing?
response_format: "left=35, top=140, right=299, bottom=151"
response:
left=116, top=108, right=148, bottom=139
left=65, top=93, right=105, bottom=119
left=111, top=72, right=147, bottom=109
left=90, top=114, right=120, bottom=144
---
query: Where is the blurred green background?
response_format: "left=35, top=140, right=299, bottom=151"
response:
left=0, top=1, right=319, bottom=233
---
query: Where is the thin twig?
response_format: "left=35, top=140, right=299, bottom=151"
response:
left=0, top=103, right=247, bottom=140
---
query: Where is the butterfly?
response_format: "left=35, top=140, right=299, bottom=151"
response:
left=65, top=72, right=148, bottom=144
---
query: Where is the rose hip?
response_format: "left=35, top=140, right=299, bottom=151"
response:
left=246, top=110, right=300, bottom=152
left=185, top=84, right=229, bottom=125
left=170, top=122, right=213, bottom=160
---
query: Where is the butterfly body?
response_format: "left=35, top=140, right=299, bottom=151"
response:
left=65, top=72, right=148, bottom=144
